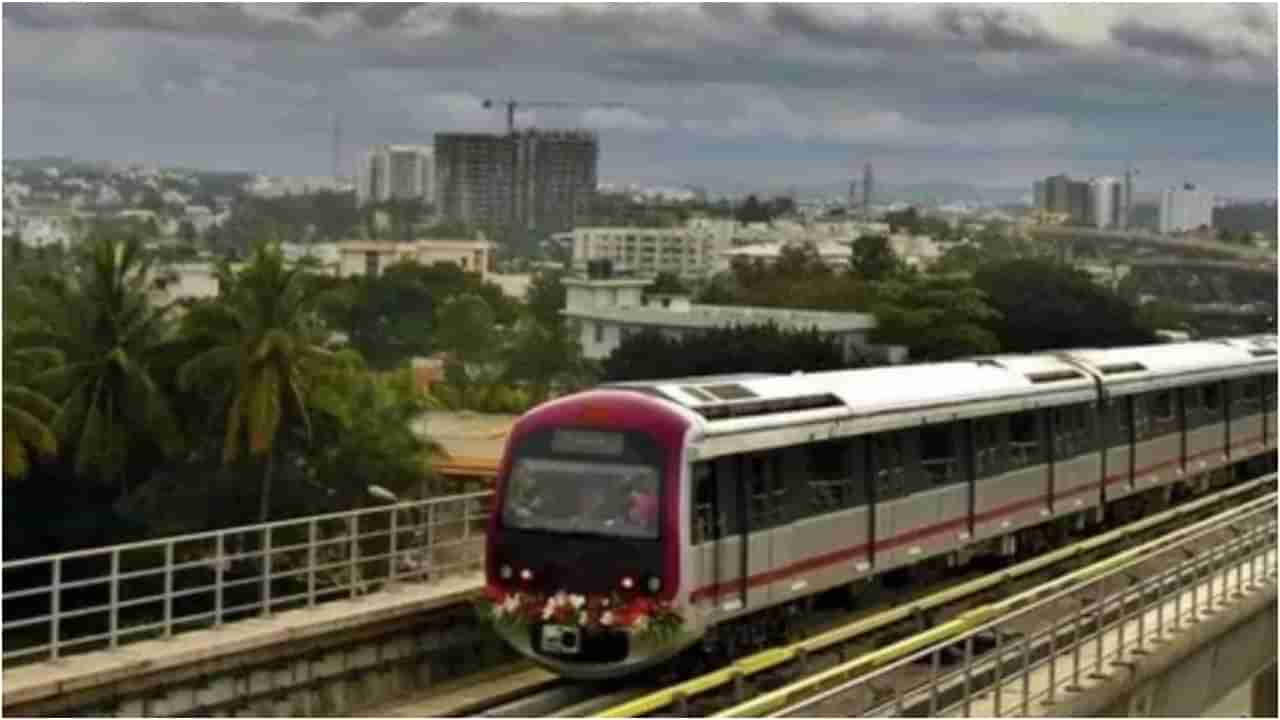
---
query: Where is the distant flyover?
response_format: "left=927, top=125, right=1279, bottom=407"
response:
left=1029, top=225, right=1277, bottom=266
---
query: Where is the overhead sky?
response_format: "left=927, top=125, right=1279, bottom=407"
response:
left=4, top=3, right=1277, bottom=198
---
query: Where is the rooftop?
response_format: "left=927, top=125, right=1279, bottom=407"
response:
left=563, top=303, right=876, bottom=333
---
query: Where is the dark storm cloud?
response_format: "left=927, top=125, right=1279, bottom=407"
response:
left=3, top=3, right=1275, bottom=196
left=1111, top=17, right=1274, bottom=66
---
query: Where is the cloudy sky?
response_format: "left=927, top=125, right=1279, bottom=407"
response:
left=4, top=3, right=1277, bottom=197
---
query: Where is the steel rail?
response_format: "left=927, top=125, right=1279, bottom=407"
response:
left=597, top=473, right=1275, bottom=718
left=716, top=489, right=1276, bottom=717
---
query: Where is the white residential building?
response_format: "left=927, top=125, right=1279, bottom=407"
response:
left=357, top=145, right=434, bottom=207
left=567, top=226, right=728, bottom=279
left=1090, top=177, right=1122, bottom=229
left=336, top=237, right=493, bottom=279
left=1159, top=183, right=1215, bottom=234
left=561, top=273, right=888, bottom=363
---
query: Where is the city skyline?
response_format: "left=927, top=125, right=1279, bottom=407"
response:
left=4, top=3, right=1277, bottom=197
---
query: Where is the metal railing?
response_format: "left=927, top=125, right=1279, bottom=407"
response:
left=774, top=495, right=1278, bottom=717
left=2, top=491, right=492, bottom=665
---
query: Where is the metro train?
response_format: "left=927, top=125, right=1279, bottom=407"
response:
left=482, top=336, right=1278, bottom=679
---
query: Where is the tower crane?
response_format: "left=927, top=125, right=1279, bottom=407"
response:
left=482, top=98, right=631, bottom=134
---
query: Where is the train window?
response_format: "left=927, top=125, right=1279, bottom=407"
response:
left=1183, top=386, right=1202, bottom=413
left=692, top=462, right=718, bottom=545
left=1053, top=404, right=1090, bottom=458
left=807, top=440, right=859, bottom=514
left=1232, top=377, right=1263, bottom=416
left=1133, top=395, right=1154, bottom=440
left=1007, top=411, right=1042, bottom=468
left=920, top=425, right=959, bottom=487
left=973, top=417, right=1002, bottom=477
left=747, top=454, right=784, bottom=529
left=1203, top=383, right=1222, bottom=412
left=1151, top=391, right=1174, bottom=422
left=871, top=432, right=908, bottom=501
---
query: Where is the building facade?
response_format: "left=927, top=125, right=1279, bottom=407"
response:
left=1159, top=184, right=1214, bottom=234
left=561, top=274, right=885, bottom=363
left=358, top=145, right=433, bottom=206
left=1089, top=176, right=1122, bottom=229
left=435, top=130, right=597, bottom=234
left=336, top=238, right=494, bottom=279
left=568, top=226, right=725, bottom=279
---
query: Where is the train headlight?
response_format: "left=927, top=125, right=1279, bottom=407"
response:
left=520, top=568, right=534, bottom=582
left=646, top=576, right=662, bottom=593
left=620, top=576, right=635, bottom=590
left=499, top=564, right=513, bottom=580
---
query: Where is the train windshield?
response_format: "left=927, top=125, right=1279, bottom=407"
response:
left=503, top=459, right=661, bottom=539
left=501, top=429, right=663, bottom=540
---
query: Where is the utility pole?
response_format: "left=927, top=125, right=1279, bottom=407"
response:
left=331, top=111, right=342, bottom=180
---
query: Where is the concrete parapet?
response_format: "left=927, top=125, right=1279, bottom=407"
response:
left=2, top=573, right=503, bottom=716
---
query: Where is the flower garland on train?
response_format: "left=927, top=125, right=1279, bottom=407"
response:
left=478, top=587, right=684, bottom=641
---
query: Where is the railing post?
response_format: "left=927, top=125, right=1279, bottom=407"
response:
left=1069, top=595, right=1084, bottom=690
left=109, top=549, right=120, bottom=650
left=307, top=519, right=317, bottom=608
left=1048, top=623, right=1059, bottom=706
left=164, top=542, right=174, bottom=638
left=261, top=525, right=272, bottom=618
left=349, top=514, right=359, bottom=598
left=1021, top=634, right=1031, bottom=716
left=962, top=634, right=974, bottom=716
left=929, top=648, right=941, bottom=716
left=388, top=508, right=399, bottom=589
left=214, top=533, right=225, bottom=628
left=994, top=629, right=1005, bottom=716
left=1091, top=594, right=1106, bottom=679
left=50, top=558, right=61, bottom=662
left=425, top=503, right=435, bottom=579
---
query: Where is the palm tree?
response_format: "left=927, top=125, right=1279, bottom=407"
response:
left=3, top=346, right=63, bottom=480
left=177, top=243, right=341, bottom=522
left=12, top=233, right=181, bottom=489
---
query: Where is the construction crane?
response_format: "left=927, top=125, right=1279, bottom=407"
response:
left=482, top=98, right=631, bottom=134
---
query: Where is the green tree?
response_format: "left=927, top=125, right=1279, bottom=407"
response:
left=647, top=271, right=688, bottom=296
left=868, top=275, right=1001, bottom=361
left=602, top=323, right=850, bottom=382
left=525, top=269, right=568, bottom=330
left=735, top=194, right=772, bottom=224
left=435, top=293, right=498, bottom=374
left=503, top=319, right=586, bottom=402
left=973, top=259, right=1157, bottom=352
left=14, top=233, right=182, bottom=490
left=850, top=235, right=904, bottom=282
left=2, top=346, right=62, bottom=480
left=178, top=220, right=197, bottom=246
left=321, top=262, right=437, bottom=370
left=177, top=244, right=342, bottom=522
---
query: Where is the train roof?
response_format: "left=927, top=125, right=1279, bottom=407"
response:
left=620, top=337, right=1275, bottom=443
left=1063, top=338, right=1275, bottom=395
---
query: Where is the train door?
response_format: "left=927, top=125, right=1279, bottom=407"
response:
left=742, top=452, right=787, bottom=607
left=692, top=458, right=747, bottom=616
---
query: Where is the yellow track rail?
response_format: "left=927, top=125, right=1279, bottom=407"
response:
left=715, top=488, right=1278, bottom=717
left=597, top=473, right=1276, bottom=718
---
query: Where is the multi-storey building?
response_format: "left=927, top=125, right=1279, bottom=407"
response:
left=567, top=226, right=725, bottom=279
left=1090, top=176, right=1122, bottom=229
left=1159, top=183, right=1214, bottom=234
left=435, top=129, right=597, bottom=234
left=358, top=145, right=433, bottom=206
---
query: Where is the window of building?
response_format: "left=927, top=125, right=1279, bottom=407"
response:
left=365, top=251, right=380, bottom=277
left=593, top=322, right=604, bottom=343
left=1008, top=411, right=1042, bottom=468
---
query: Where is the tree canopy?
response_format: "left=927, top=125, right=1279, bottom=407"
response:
left=973, top=259, right=1157, bottom=352
left=602, top=324, right=851, bottom=382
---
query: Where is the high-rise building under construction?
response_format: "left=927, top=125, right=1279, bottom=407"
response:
left=435, top=129, right=598, bottom=235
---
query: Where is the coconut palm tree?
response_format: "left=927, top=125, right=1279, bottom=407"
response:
left=3, top=345, right=63, bottom=480
left=12, top=233, right=181, bottom=490
left=177, top=243, right=341, bottom=522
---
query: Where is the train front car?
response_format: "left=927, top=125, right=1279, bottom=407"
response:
left=483, top=390, right=698, bottom=679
